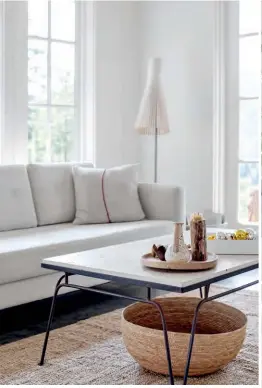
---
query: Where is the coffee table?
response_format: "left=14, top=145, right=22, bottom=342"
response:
left=39, top=233, right=258, bottom=385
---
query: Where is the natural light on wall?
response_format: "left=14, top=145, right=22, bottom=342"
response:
left=28, top=0, right=76, bottom=163
left=238, top=0, right=260, bottom=224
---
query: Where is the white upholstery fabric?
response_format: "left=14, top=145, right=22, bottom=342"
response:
left=27, top=162, right=93, bottom=226
left=0, top=165, right=37, bottom=232
left=73, top=164, right=145, bottom=224
left=0, top=273, right=106, bottom=310
left=0, top=220, right=173, bottom=285
left=138, top=183, right=185, bottom=222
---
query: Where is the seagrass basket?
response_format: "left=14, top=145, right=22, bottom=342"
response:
left=121, top=297, right=247, bottom=376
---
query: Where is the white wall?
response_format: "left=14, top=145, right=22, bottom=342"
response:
left=93, top=1, right=216, bottom=215
left=138, top=1, right=216, bottom=215
left=94, top=1, right=141, bottom=168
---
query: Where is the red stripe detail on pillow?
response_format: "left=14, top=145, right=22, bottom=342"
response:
left=102, top=169, right=111, bottom=223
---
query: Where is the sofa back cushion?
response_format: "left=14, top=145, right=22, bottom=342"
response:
left=27, top=162, right=93, bottom=226
left=0, top=165, right=37, bottom=231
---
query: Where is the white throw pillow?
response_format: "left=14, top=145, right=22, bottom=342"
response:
left=27, top=162, right=93, bottom=226
left=73, top=164, right=145, bottom=224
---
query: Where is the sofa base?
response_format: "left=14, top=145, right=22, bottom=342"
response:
left=0, top=273, right=106, bottom=310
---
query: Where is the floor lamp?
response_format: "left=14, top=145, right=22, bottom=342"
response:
left=135, top=58, right=170, bottom=183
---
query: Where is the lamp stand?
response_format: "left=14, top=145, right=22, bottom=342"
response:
left=154, top=126, right=158, bottom=183
left=154, top=96, right=158, bottom=183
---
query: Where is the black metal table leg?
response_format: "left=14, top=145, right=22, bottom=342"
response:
left=151, top=300, right=174, bottom=385
left=183, top=298, right=204, bottom=384
left=39, top=274, right=67, bottom=365
left=39, top=275, right=258, bottom=385
left=199, top=287, right=203, bottom=298
left=39, top=280, right=174, bottom=384
left=204, top=284, right=210, bottom=299
left=183, top=280, right=258, bottom=385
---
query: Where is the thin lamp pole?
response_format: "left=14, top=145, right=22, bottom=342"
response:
left=154, top=87, right=158, bottom=183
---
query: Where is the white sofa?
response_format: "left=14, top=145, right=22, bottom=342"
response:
left=0, top=163, right=185, bottom=309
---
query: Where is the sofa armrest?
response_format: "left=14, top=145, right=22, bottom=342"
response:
left=138, top=183, right=185, bottom=222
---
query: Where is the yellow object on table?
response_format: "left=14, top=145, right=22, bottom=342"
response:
left=235, top=230, right=248, bottom=240
left=190, top=213, right=204, bottom=222
left=208, top=229, right=255, bottom=241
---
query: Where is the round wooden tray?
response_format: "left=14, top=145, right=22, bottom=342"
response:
left=141, top=253, right=218, bottom=271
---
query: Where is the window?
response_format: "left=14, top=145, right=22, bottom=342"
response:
left=238, top=0, right=260, bottom=224
left=28, top=0, right=76, bottom=163
left=223, top=0, right=260, bottom=227
left=0, top=0, right=93, bottom=165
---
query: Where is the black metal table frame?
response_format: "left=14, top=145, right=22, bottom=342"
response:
left=39, top=265, right=258, bottom=385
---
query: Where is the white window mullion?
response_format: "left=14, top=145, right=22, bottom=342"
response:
left=238, top=159, right=259, bottom=164
left=29, top=103, right=75, bottom=108
left=240, top=96, right=259, bottom=100
left=47, top=0, right=52, bottom=162
left=28, top=35, right=74, bottom=45
left=239, top=32, right=259, bottom=38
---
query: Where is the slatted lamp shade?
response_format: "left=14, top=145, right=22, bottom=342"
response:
left=135, top=58, right=170, bottom=182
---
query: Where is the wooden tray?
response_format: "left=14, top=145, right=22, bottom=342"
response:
left=141, top=253, right=218, bottom=271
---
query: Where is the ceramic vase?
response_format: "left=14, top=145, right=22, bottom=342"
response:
left=173, top=222, right=190, bottom=258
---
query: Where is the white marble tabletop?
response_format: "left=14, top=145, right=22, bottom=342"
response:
left=42, top=230, right=258, bottom=293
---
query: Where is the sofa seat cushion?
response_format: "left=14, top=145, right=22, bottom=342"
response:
left=0, top=220, right=173, bottom=285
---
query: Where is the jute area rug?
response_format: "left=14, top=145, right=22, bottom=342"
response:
left=0, top=285, right=258, bottom=385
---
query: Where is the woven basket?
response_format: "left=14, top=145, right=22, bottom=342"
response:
left=121, top=297, right=247, bottom=376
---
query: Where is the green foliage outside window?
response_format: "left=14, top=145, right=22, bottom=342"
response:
left=28, top=45, right=74, bottom=163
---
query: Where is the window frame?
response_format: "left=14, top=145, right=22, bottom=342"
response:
left=215, top=0, right=260, bottom=229
left=237, top=30, right=260, bottom=225
left=0, top=0, right=94, bottom=165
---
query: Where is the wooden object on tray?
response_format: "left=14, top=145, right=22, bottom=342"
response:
left=121, top=297, right=247, bottom=376
left=141, top=253, right=217, bottom=271
left=190, top=213, right=207, bottom=261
